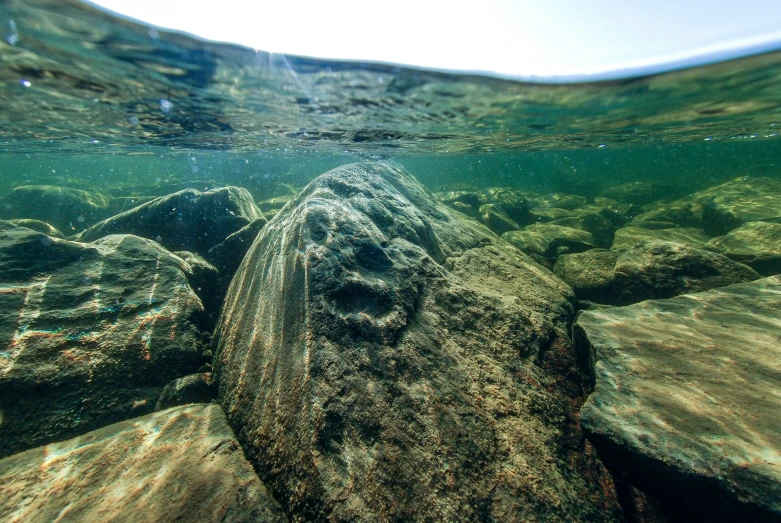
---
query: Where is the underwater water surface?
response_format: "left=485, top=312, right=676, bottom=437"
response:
left=1, top=1, right=780, bottom=522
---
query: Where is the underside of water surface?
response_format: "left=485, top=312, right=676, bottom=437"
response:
left=1, top=1, right=780, bottom=522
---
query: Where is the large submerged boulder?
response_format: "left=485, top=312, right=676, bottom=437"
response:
left=214, top=162, right=620, bottom=522
left=77, top=187, right=263, bottom=255
left=575, top=276, right=781, bottom=521
left=0, top=185, right=111, bottom=232
left=0, top=224, right=205, bottom=457
left=0, top=404, right=286, bottom=523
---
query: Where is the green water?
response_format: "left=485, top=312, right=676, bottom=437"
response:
left=2, top=1, right=781, bottom=522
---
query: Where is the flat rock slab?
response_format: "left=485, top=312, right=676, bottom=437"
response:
left=0, top=404, right=286, bottom=523
left=576, top=276, right=781, bottom=520
left=611, top=226, right=709, bottom=251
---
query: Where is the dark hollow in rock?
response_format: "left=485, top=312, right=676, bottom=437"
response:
left=0, top=224, right=204, bottom=457
left=575, top=276, right=781, bottom=522
left=0, top=404, right=286, bottom=523
left=214, top=161, right=621, bottom=522
left=77, top=187, right=263, bottom=255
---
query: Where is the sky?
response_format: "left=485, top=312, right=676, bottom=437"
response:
left=87, top=0, right=781, bottom=80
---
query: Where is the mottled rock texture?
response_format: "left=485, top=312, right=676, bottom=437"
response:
left=0, top=223, right=204, bottom=457
left=705, top=220, right=781, bottom=276
left=611, top=241, right=759, bottom=304
left=611, top=226, right=709, bottom=251
left=215, top=162, right=620, bottom=522
left=503, top=223, right=594, bottom=259
left=694, top=176, right=781, bottom=236
left=0, top=404, right=286, bottom=523
left=554, top=249, right=619, bottom=303
left=77, top=187, right=263, bottom=255
left=576, top=276, right=781, bottom=521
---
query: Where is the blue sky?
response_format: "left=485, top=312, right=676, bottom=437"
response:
left=88, top=0, right=781, bottom=80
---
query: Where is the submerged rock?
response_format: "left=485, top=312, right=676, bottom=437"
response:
left=692, top=176, right=781, bottom=236
left=555, top=242, right=758, bottom=305
left=8, top=218, right=63, bottom=237
left=0, top=185, right=111, bottom=232
left=0, top=404, right=286, bottom=523
left=612, top=241, right=759, bottom=304
left=503, top=223, right=594, bottom=259
left=549, top=212, right=615, bottom=248
left=155, top=372, right=217, bottom=410
left=600, top=181, right=686, bottom=205
left=214, top=162, right=620, bottom=522
left=611, top=226, right=709, bottom=250
left=478, top=202, right=521, bottom=234
left=575, top=276, right=781, bottom=521
left=705, top=220, right=781, bottom=276
left=258, top=194, right=295, bottom=213
left=77, top=187, right=263, bottom=255
left=554, top=249, right=619, bottom=303
left=205, top=217, right=268, bottom=291
left=0, top=225, right=204, bottom=457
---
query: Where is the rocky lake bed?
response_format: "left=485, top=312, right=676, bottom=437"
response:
left=1, top=162, right=780, bottom=522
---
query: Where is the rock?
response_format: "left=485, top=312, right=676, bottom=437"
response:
left=155, top=373, right=217, bottom=410
left=0, top=185, right=110, bottom=232
left=528, top=206, right=577, bottom=223
left=8, top=218, right=63, bottom=237
left=503, top=223, right=594, bottom=259
left=690, top=176, right=781, bottom=236
left=77, top=187, right=263, bottom=255
left=478, top=203, right=521, bottom=234
left=611, top=226, right=709, bottom=250
left=705, top=221, right=781, bottom=276
left=544, top=194, right=588, bottom=210
left=550, top=212, right=615, bottom=248
left=575, top=276, right=781, bottom=521
left=258, top=195, right=295, bottom=213
left=477, top=187, right=532, bottom=224
left=601, top=181, right=686, bottom=205
left=434, top=190, right=480, bottom=209
left=0, top=226, right=204, bottom=457
left=0, top=404, right=286, bottom=523
left=631, top=201, right=701, bottom=229
left=448, top=201, right=478, bottom=218
left=173, top=251, right=221, bottom=327
left=554, top=250, right=619, bottom=303
left=612, top=241, right=759, bottom=304
left=205, top=217, right=268, bottom=290
left=214, top=162, right=621, bottom=522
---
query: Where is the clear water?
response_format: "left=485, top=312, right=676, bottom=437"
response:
left=1, top=0, right=781, bottom=521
